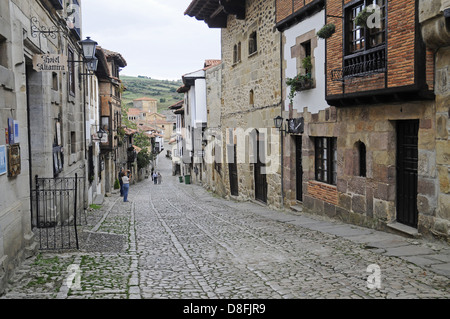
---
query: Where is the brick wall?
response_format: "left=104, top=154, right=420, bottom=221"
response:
left=326, top=0, right=425, bottom=98
left=276, top=0, right=292, bottom=22
left=325, top=0, right=343, bottom=96
left=308, top=181, right=338, bottom=205
left=276, top=0, right=319, bottom=23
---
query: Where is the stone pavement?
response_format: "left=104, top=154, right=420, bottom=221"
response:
left=1, top=155, right=449, bottom=300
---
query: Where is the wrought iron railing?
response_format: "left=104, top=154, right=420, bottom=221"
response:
left=331, top=47, right=386, bottom=82
left=31, top=174, right=86, bottom=250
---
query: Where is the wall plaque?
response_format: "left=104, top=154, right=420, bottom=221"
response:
left=7, top=144, right=21, bottom=177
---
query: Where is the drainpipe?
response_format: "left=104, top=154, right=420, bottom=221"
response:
left=279, top=30, right=285, bottom=209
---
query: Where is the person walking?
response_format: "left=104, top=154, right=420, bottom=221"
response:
left=122, top=170, right=131, bottom=202
left=157, top=172, right=162, bottom=184
left=153, top=171, right=158, bottom=185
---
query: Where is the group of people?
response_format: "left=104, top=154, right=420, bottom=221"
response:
left=119, top=168, right=163, bottom=202
left=152, top=170, right=162, bottom=185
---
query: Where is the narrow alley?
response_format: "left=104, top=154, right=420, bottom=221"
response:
left=1, top=154, right=449, bottom=301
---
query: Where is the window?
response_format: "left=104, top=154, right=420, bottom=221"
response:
left=358, top=142, right=367, bottom=177
left=346, top=0, right=386, bottom=55
left=233, top=42, right=241, bottom=64
left=52, top=72, right=58, bottom=91
left=342, top=0, right=387, bottom=78
left=101, top=116, right=110, bottom=132
left=0, top=35, right=7, bottom=68
left=68, top=47, right=76, bottom=96
left=301, top=40, right=312, bottom=75
left=249, top=89, right=254, bottom=106
left=315, top=137, right=337, bottom=185
left=249, top=32, right=257, bottom=55
left=70, top=132, right=76, bottom=154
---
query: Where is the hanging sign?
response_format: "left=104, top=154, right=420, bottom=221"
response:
left=33, top=54, right=67, bottom=72
left=287, top=117, right=304, bottom=134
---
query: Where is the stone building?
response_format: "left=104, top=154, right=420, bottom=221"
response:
left=169, top=100, right=185, bottom=177
left=133, top=97, right=158, bottom=114
left=96, top=47, right=127, bottom=195
left=0, top=0, right=91, bottom=293
left=203, top=60, right=226, bottom=196
left=177, top=63, right=209, bottom=185
left=276, top=0, right=329, bottom=209
left=188, top=0, right=450, bottom=241
left=186, top=0, right=283, bottom=207
left=281, top=0, right=448, bottom=241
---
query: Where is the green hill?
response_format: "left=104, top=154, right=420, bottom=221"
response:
left=120, top=75, right=184, bottom=112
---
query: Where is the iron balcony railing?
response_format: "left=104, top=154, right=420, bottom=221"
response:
left=331, top=46, right=386, bottom=82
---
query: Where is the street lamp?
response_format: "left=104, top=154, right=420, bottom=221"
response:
left=274, top=116, right=283, bottom=130
left=79, top=37, right=98, bottom=60
left=97, top=128, right=106, bottom=140
left=274, top=116, right=287, bottom=135
left=86, top=57, right=98, bottom=72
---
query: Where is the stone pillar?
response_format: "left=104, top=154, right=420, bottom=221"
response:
left=420, top=0, right=450, bottom=239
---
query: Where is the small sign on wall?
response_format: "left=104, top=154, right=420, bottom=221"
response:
left=0, top=145, right=7, bottom=176
left=7, top=144, right=21, bottom=177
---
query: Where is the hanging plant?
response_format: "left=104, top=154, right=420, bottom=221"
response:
left=355, top=8, right=372, bottom=28
left=316, top=23, right=336, bottom=39
left=286, top=73, right=313, bottom=105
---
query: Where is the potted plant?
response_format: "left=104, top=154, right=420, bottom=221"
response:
left=317, top=23, right=336, bottom=39
left=286, top=73, right=313, bottom=105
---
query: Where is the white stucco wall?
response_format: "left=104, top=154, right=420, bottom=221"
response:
left=283, top=10, right=328, bottom=114
left=194, top=78, right=207, bottom=127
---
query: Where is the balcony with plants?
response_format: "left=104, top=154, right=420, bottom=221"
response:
left=286, top=56, right=314, bottom=106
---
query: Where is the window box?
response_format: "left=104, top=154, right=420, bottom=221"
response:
left=287, top=73, right=314, bottom=105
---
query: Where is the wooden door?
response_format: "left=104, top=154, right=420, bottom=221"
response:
left=396, top=120, right=419, bottom=228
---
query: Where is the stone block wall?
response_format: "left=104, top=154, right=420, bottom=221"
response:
left=219, top=0, right=283, bottom=208
left=283, top=98, right=447, bottom=240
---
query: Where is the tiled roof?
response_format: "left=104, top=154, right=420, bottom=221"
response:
left=127, top=108, right=142, bottom=115
left=169, top=100, right=184, bottom=109
left=203, top=59, right=222, bottom=70
left=134, top=97, right=157, bottom=101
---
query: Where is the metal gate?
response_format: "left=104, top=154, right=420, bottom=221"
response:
left=31, top=174, right=86, bottom=250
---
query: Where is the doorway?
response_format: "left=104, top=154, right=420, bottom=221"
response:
left=396, top=120, right=419, bottom=228
left=254, top=130, right=267, bottom=203
left=295, top=136, right=303, bottom=202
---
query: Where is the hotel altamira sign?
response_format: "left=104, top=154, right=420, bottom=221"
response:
left=33, top=54, right=67, bottom=72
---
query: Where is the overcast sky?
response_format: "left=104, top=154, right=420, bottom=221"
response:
left=82, top=0, right=221, bottom=81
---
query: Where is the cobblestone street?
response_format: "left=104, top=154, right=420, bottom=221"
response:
left=1, top=155, right=449, bottom=301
